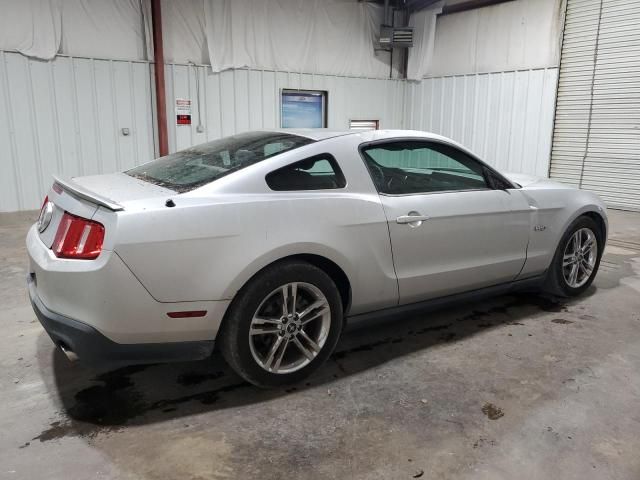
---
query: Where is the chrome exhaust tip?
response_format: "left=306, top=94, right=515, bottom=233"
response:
left=59, top=344, right=79, bottom=363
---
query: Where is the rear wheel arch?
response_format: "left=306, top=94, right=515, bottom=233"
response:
left=217, top=257, right=346, bottom=387
left=223, top=253, right=352, bottom=319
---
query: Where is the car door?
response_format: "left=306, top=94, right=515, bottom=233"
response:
left=360, top=139, right=531, bottom=305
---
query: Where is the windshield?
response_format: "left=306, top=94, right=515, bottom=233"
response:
left=126, top=131, right=315, bottom=192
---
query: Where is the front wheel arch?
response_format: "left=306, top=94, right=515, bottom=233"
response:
left=544, top=214, right=604, bottom=296
left=582, top=211, right=607, bottom=250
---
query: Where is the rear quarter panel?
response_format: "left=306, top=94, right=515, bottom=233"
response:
left=114, top=136, right=398, bottom=315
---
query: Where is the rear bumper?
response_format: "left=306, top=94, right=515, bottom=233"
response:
left=28, top=274, right=215, bottom=366
left=26, top=224, right=229, bottom=344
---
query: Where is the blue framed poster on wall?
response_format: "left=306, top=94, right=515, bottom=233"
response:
left=281, top=89, right=327, bottom=128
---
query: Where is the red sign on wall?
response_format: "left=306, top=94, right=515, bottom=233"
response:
left=176, top=99, right=192, bottom=125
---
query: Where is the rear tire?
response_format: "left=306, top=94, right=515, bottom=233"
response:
left=544, top=215, right=603, bottom=297
left=219, top=260, right=343, bottom=388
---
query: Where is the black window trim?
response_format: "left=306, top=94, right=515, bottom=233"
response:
left=265, top=152, right=348, bottom=192
left=357, top=138, right=519, bottom=197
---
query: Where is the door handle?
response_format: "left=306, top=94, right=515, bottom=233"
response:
left=396, top=212, right=430, bottom=226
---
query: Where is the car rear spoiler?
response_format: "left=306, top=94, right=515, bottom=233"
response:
left=53, top=175, right=125, bottom=212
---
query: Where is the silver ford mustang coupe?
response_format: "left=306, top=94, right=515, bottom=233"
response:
left=27, top=129, right=607, bottom=387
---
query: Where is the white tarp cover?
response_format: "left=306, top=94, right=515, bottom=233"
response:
left=203, top=0, right=390, bottom=77
left=406, top=2, right=443, bottom=81
left=0, top=0, right=62, bottom=60
left=0, top=0, right=149, bottom=61
left=428, top=0, right=563, bottom=76
left=0, top=0, right=392, bottom=77
left=161, top=0, right=208, bottom=64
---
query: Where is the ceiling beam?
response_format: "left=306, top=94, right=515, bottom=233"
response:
left=441, top=0, right=515, bottom=15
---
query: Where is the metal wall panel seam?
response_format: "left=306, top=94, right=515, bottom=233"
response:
left=233, top=69, right=238, bottom=133
left=146, top=63, right=157, bottom=158
left=25, top=57, right=45, bottom=202
left=534, top=69, right=548, bottom=172
left=518, top=70, right=531, bottom=173
left=109, top=60, right=122, bottom=172
left=90, top=59, right=103, bottom=174
left=426, top=79, right=433, bottom=132
left=47, top=60, right=64, bottom=175
left=187, top=64, right=194, bottom=147
left=440, top=77, right=446, bottom=137
left=128, top=61, right=140, bottom=166
left=421, top=65, right=559, bottom=79
left=272, top=70, right=278, bottom=128
left=1, top=51, right=22, bottom=210
left=169, top=63, right=176, bottom=151
left=0, top=49, right=152, bottom=65
left=202, top=67, right=210, bottom=142
left=247, top=68, right=252, bottom=131
left=69, top=57, right=84, bottom=177
left=494, top=72, right=505, bottom=166
left=451, top=76, right=458, bottom=142
left=216, top=69, right=224, bottom=138
left=482, top=74, right=492, bottom=160
left=506, top=72, right=518, bottom=169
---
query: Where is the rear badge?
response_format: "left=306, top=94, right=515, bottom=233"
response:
left=37, top=202, right=54, bottom=233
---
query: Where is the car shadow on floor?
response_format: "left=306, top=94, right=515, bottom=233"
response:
left=38, top=289, right=593, bottom=441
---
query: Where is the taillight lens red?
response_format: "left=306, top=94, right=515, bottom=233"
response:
left=52, top=212, right=105, bottom=260
left=40, top=195, right=49, bottom=211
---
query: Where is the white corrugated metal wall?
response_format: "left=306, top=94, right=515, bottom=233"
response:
left=165, top=64, right=407, bottom=152
left=0, top=59, right=560, bottom=212
left=404, top=68, right=559, bottom=176
left=0, top=51, right=155, bottom=212
left=550, top=0, right=640, bottom=211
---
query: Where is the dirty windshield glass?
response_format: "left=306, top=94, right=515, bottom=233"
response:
left=126, top=131, right=315, bottom=192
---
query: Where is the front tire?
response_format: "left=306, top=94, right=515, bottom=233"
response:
left=219, top=260, right=343, bottom=388
left=544, top=215, right=603, bottom=297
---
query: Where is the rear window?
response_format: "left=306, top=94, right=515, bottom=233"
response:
left=126, top=131, right=315, bottom=192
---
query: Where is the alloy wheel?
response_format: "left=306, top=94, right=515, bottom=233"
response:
left=562, top=227, right=598, bottom=288
left=248, top=282, right=331, bottom=374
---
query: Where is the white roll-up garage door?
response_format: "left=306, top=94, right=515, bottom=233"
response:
left=550, top=0, right=640, bottom=211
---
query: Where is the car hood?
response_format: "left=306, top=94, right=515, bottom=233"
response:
left=503, top=172, right=570, bottom=190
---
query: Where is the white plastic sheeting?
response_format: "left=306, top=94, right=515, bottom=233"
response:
left=0, top=0, right=61, bottom=60
left=404, top=68, right=559, bottom=177
left=0, top=0, right=150, bottom=61
left=165, top=64, right=406, bottom=152
left=0, top=51, right=155, bottom=212
left=406, top=2, right=443, bottom=80
left=162, top=0, right=208, bottom=64
left=429, top=0, right=564, bottom=76
left=203, top=0, right=389, bottom=77
left=0, top=0, right=391, bottom=78
left=60, top=0, right=151, bottom=61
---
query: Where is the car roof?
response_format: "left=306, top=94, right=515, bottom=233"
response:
left=262, top=128, right=455, bottom=144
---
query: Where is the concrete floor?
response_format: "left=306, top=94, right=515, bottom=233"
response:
left=1, top=210, right=640, bottom=480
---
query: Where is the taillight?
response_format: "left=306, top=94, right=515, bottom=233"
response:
left=52, top=212, right=105, bottom=260
left=40, top=195, right=49, bottom=211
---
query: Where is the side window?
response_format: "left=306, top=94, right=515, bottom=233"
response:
left=266, top=154, right=347, bottom=191
left=264, top=140, right=298, bottom=157
left=361, top=141, right=489, bottom=195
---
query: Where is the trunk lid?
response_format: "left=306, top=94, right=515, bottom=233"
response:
left=38, top=173, right=175, bottom=248
left=69, top=172, right=176, bottom=205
